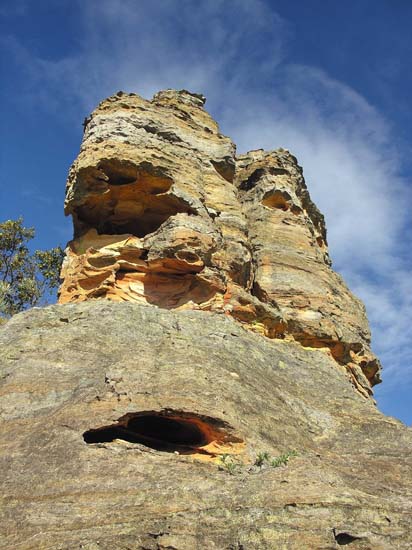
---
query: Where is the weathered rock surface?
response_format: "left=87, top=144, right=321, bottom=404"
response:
left=235, top=150, right=380, bottom=394
left=59, top=89, right=380, bottom=395
left=61, top=89, right=250, bottom=316
left=0, top=302, right=411, bottom=549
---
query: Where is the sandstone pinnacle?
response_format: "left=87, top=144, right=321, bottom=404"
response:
left=60, top=88, right=380, bottom=397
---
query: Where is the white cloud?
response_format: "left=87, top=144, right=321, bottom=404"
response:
left=3, top=0, right=411, bottom=396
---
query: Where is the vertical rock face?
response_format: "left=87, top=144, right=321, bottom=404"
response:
left=235, top=150, right=381, bottom=394
left=59, top=89, right=380, bottom=395
left=61, top=90, right=252, bottom=314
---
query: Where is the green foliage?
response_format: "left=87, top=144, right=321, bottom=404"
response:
left=254, top=450, right=298, bottom=469
left=270, top=450, right=298, bottom=468
left=34, top=248, right=64, bottom=289
left=218, top=454, right=240, bottom=475
left=254, top=451, right=270, bottom=467
left=0, top=217, right=64, bottom=318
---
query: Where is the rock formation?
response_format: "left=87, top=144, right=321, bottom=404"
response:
left=59, top=89, right=380, bottom=397
left=1, top=90, right=411, bottom=550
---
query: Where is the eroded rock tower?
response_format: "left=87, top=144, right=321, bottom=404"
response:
left=59, top=89, right=380, bottom=397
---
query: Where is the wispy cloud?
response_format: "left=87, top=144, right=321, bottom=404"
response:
left=2, top=0, right=288, bottom=116
left=3, top=0, right=411, bottom=397
left=19, top=184, right=56, bottom=206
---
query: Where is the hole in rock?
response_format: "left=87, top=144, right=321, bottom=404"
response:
left=129, top=415, right=207, bottom=446
left=97, top=159, right=138, bottom=186
left=333, top=530, right=362, bottom=546
left=175, top=250, right=200, bottom=264
left=83, top=410, right=244, bottom=459
left=262, top=191, right=289, bottom=210
left=211, top=159, right=235, bottom=183
left=74, top=189, right=195, bottom=238
left=238, top=167, right=289, bottom=192
left=239, top=168, right=265, bottom=191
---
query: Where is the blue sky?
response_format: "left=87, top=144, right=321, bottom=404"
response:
left=1, top=0, right=411, bottom=423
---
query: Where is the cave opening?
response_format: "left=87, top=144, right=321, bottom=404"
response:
left=333, top=530, right=362, bottom=546
left=261, top=189, right=296, bottom=211
left=83, top=410, right=244, bottom=458
left=84, top=413, right=210, bottom=452
left=74, top=193, right=195, bottom=238
left=72, top=160, right=196, bottom=238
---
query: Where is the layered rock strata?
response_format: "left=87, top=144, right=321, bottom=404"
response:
left=59, top=89, right=380, bottom=395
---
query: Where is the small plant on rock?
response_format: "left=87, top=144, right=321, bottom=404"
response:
left=270, top=450, right=298, bottom=468
left=253, top=450, right=298, bottom=469
left=254, top=451, right=270, bottom=467
left=218, top=454, right=240, bottom=475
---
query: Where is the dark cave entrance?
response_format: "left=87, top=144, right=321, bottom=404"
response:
left=82, top=409, right=244, bottom=458
left=83, top=413, right=207, bottom=452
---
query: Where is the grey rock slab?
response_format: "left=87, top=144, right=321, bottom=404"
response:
left=0, top=302, right=411, bottom=549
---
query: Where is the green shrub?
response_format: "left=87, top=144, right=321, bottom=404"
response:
left=0, top=217, right=63, bottom=319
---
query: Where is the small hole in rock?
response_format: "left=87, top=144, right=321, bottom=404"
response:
left=176, top=250, right=200, bottom=264
left=333, top=531, right=361, bottom=545
left=211, top=159, right=235, bottom=183
left=97, top=159, right=137, bottom=186
left=261, top=190, right=291, bottom=211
